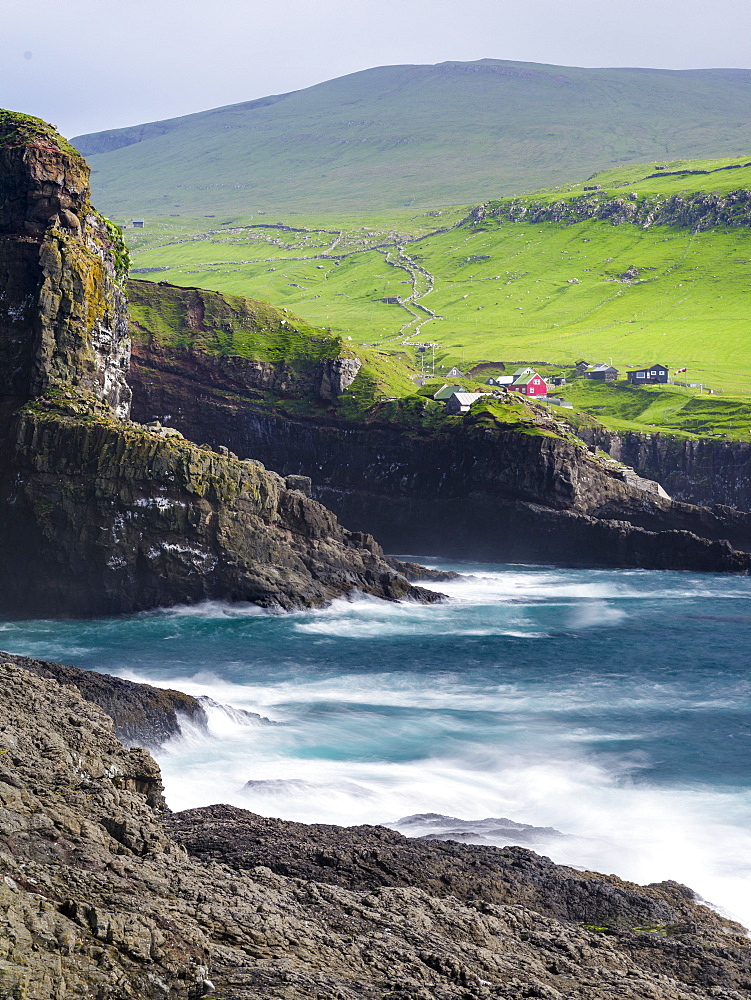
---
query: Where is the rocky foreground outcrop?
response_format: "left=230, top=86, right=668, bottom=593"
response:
left=0, top=111, right=438, bottom=616
left=0, top=650, right=208, bottom=746
left=2, top=656, right=751, bottom=1000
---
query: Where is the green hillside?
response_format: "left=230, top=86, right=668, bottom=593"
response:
left=122, top=152, right=751, bottom=438
left=74, top=60, right=751, bottom=216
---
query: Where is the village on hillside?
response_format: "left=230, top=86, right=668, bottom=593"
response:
left=416, top=360, right=715, bottom=417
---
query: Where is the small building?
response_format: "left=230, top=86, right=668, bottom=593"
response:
left=433, top=384, right=465, bottom=401
left=131, top=219, right=145, bottom=228
left=626, top=364, right=669, bottom=385
left=549, top=376, right=567, bottom=387
left=585, top=364, right=619, bottom=381
left=446, top=366, right=464, bottom=378
left=509, top=371, right=547, bottom=398
left=485, top=376, right=513, bottom=386
left=445, top=392, right=484, bottom=415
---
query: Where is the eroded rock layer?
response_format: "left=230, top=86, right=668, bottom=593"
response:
left=0, top=650, right=208, bottom=747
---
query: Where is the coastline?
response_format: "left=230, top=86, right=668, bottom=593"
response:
left=3, top=560, right=751, bottom=936
left=2, top=651, right=751, bottom=998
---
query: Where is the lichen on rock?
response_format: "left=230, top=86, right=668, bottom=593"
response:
left=0, top=109, right=131, bottom=416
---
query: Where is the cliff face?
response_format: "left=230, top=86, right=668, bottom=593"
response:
left=580, top=425, right=751, bottom=511
left=129, top=328, right=751, bottom=573
left=2, top=656, right=750, bottom=999
left=0, top=111, right=131, bottom=417
left=127, top=277, right=360, bottom=403
left=469, top=187, right=751, bottom=232
left=0, top=112, right=438, bottom=617
left=0, top=394, right=436, bottom=616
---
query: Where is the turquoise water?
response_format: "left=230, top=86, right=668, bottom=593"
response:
left=2, top=561, right=751, bottom=925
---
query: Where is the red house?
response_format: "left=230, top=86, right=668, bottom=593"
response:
left=510, top=370, right=548, bottom=397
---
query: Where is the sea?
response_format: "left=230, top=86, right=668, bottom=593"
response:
left=2, top=560, right=751, bottom=928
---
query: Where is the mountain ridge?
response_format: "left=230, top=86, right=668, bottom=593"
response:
left=71, top=59, right=751, bottom=215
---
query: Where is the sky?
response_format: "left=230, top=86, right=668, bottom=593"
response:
left=4, top=0, right=751, bottom=140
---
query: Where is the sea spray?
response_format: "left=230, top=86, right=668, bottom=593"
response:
left=3, top=560, right=751, bottom=926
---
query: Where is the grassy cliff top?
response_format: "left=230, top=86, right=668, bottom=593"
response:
left=485, top=154, right=751, bottom=208
left=128, top=278, right=342, bottom=369
left=0, top=109, right=82, bottom=159
left=127, top=279, right=540, bottom=429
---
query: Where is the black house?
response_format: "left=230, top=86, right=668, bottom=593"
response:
left=626, top=364, right=669, bottom=385
left=585, top=364, right=619, bottom=381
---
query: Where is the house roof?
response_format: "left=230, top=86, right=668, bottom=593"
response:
left=511, top=366, right=534, bottom=378
left=447, top=392, right=483, bottom=406
left=433, top=384, right=465, bottom=400
left=590, top=364, right=618, bottom=373
left=627, top=363, right=668, bottom=374
left=511, top=371, right=542, bottom=386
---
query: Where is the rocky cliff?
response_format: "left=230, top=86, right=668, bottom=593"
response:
left=469, top=187, right=751, bottom=232
left=2, top=655, right=751, bottom=1000
left=0, top=111, right=438, bottom=617
left=0, top=110, right=131, bottom=417
left=579, top=425, right=751, bottom=511
left=127, top=289, right=751, bottom=573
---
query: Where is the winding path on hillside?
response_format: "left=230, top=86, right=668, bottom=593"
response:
left=131, top=223, right=447, bottom=343
left=374, top=245, right=442, bottom=343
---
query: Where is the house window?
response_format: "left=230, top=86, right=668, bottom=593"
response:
left=636, top=372, right=645, bottom=378
left=650, top=371, right=657, bottom=375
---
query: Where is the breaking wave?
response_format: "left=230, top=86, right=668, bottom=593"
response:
left=3, top=559, right=751, bottom=927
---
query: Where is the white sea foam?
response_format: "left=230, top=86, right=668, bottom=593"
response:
left=146, top=600, right=269, bottom=618
left=153, top=718, right=751, bottom=927
left=5, top=561, right=751, bottom=930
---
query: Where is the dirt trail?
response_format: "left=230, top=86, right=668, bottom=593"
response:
left=376, top=245, right=441, bottom=343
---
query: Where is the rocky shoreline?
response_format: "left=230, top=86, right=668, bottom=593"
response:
left=2, top=653, right=750, bottom=999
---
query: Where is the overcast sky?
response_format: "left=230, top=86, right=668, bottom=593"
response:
left=4, top=0, right=751, bottom=139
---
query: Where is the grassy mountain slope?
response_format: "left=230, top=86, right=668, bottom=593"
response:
left=74, top=60, right=751, bottom=216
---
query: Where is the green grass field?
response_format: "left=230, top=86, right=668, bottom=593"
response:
left=122, top=152, right=751, bottom=440
left=533, top=155, right=751, bottom=200
left=559, top=380, right=751, bottom=439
